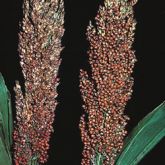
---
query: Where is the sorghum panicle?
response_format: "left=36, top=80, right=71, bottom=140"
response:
left=13, top=0, right=64, bottom=164
left=79, top=0, right=137, bottom=164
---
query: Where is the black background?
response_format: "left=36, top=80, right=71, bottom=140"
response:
left=0, top=0, right=165, bottom=164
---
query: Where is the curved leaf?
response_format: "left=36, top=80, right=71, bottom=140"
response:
left=0, top=73, right=13, bottom=164
left=0, top=138, right=11, bottom=165
left=115, top=101, right=165, bottom=165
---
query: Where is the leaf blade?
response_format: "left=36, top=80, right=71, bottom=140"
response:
left=115, top=101, right=165, bottom=165
left=0, top=73, right=12, bottom=164
left=0, top=73, right=10, bottom=148
left=0, top=138, right=11, bottom=165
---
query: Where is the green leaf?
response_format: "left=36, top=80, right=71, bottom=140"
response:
left=115, top=101, right=165, bottom=165
left=0, top=73, right=13, bottom=165
left=0, top=138, right=11, bottom=165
